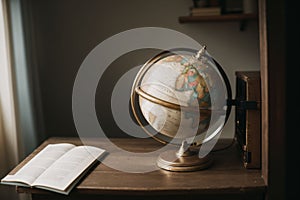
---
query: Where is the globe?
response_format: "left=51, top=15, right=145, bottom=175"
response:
left=130, top=47, right=232, bottom=171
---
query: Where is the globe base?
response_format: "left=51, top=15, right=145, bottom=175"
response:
left=156, top=148, right=213, bottom=172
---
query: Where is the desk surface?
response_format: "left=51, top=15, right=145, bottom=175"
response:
left=13, top=137, right=266, bottom=199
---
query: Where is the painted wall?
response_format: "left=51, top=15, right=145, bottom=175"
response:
left=27, top=0, right=259, bottom=139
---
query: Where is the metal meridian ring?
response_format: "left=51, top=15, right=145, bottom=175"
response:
left=135, top=86, right=211, bottom=113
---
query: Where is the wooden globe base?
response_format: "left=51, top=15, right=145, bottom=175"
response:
left=157, top=148, right=213, bottom=172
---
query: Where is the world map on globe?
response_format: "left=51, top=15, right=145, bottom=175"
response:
left=132, top=49, right=229, bottom=146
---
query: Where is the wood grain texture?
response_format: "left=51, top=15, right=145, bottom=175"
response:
left=12, top=137, right=265, bottom=199
left=266, top=0, right=286, bottom=198
left=259, top=0, right=269, bottom=186
left=259, top=1, right=287, bottom=199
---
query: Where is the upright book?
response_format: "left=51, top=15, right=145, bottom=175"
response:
left=1, top=143, right=106, bottom=195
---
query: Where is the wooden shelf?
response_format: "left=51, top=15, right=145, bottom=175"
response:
left=178, top=13, right=258, bottom=31
left=179, top=13, right=258, bottom=23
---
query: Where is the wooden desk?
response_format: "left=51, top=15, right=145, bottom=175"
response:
left=12, top=137, right=266, bottom=200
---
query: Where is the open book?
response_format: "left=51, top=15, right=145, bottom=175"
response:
left=1, top=143, right=106, bottom=195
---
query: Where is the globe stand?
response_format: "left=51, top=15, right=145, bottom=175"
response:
left=156, top=141, right=213, bottom=172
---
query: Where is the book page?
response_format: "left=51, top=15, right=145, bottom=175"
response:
left=1, top=143, right=75, bottom=186
left=32, top=145, right=105, bottom=193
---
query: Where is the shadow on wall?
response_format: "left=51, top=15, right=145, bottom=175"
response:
left=26, top=0, right=259, bottom=138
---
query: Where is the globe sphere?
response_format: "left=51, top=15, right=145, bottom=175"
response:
left=131, top=48, right=231, bottom=146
